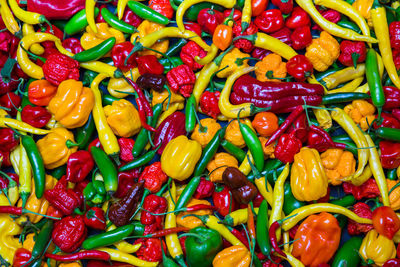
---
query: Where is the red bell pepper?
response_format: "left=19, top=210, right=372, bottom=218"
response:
left=180, top=41, right=207, bottom=71
left=390, top=21, right=400, bottom=50
left=122, top=8, right=143, bottom=27
left=0, top=128, right=19, bottom=152
left=118, top=137, right=135, bottom=162
left=197, top=8, right=224, bottom=34
left=212, top=185, right=238, bottom=216
left=42, top=53, right=80, bottom=86
left=66, top=151, right=94, bottom=183
left=338, top=40, right=366, bottom=68
left=199, top=91, right=221, bottom=119
left=21, top=105, right=51, bottom=128
left=27, top=0, right=85, bottom=19
left=372, top=206, right=400, bottom=239
left=149, top=0, right=174, bottom=19
left=44, top=178, right=83, bottom=215
left=52, top=215, right=87, bottom=252
left=343, top=178, right=380, bottom=200
left=291, top=26, right=312, bottom=50
left=0, top=92, right=21, bottom=116
left=285, top=7, right=311, bottom=29
left=140, top=194, right=167, bottom=226
left=380, top=140, right=400, bottom=169
left=194, top=177, right=215, bottom=199
left=112, top=42, right=138, bottom=72
left=166, top=64, right=196, bottom=97
left=347, top=202, right=374, bottom=235
left=84, top=207, right=106, bottom=230
left=138, top=162, right=168, bottom=193
left=137, top=55, right=164, bottom=75
left=232, top=20, right=259, bottom=53
left=274, top=133, right=302, bottom=163
left=13, top=248, right=32, bottom=267
left=114, top=168, right=141, bottom=198
left=62, top=38, right=84, bottom=54
left=134, top=238, right=166, bottom=262
left=312, top=8, right=341, bottom=31
left=254, top=9, right=284, bottom=33
left=286, top=55, right=314, bottom=82
left=271, top=0, right=293, bottom=14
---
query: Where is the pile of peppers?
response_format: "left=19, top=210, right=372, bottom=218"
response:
left=4, top=0, right=400, bottom=266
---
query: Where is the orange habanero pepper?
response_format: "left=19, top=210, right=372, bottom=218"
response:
left=28, top=80, right=57, bottom=106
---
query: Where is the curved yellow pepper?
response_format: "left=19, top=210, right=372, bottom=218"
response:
left=212, top=245, right=251, bottom=267
left=104, top=99, right=142, bottom=137
left=107, top=69, right=140, bottom=98
left=81, top=23, right=125, bottom=51
left=131, top=20, right=169, bottom=58
left=37, top=128, right=78, bottom=169
left=98, top=248, right=158, bottom=266
left=161, top=136, right=202, bottom=181
left=305, top=31, right=340, bottom=72
left=48, top=80, right=95, bottom=129
left=359, top=229, right=396, bottom=266
left=291, top=147, right=328, bottom=202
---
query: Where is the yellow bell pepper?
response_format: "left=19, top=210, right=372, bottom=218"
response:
left=37, top=128, right=78, bottom=169
left=353, top=0, right=374, bottom=27
left=321, top=148, right=356, bottom=185
left=212, top=245, right=251, bottom=267
left=305, top=31, right=340, bottom=72
left=191, top=118, right=221, bottom=148
left=104, top=99, right=142, bottom=137
left=161, top=136, right=202, bottom=181
left=206, top=152, right=239, bottom=182
left=255, top=53, right=287, bottom=82
left=81, top=23, right=125, bottom=51
left=217, top=48, right=250, bottom=78
left=176, top=199, right=213, bottom=229
left=291, top=147, right=329, bottom=201
left=152, top=89, right=185, bottom=111
left=131, top=20, right=169, bottom=58
left=359, top=229, right=396, bottom=267
left=224, top=119, right=255, bottom=148
left=48, top=79, right=95, bottom=129
left=387, top=180, right=400, bottom=211
left=344, top=99, right=376, bottom=131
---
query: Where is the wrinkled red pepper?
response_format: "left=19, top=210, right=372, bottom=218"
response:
left=0, top=128, right=19, bottom=152
left=112, top=42, right=138, bottom=72
left=285, top=7, right=311, bottom=29
left=287, top=112, right=309, bottom=143
left=149, top=0, right=174, bottom=19
left=0, top=31, right=19, bottom=56
left=42, top=53, right=80, bottom=86
left=254, top=9, right=284, bottom=34
left=27, top=0, right=85, bottom=19
left=166, top=64, right=196, bottom=97
left=122, top=8, right=143, bottom=27
left=380, top=140, right=400, bottom=169
left=138, top=162, right=168, bottom=193
left=114, top=168, right=141, bottom=198
left=52, top=215, right=87, bottom=252
left=84, top=207, right=106, bottom=230
left=251, top=47, right=271, bottom=60
left=343, top=178, right=380, bottom=200
left=380, top=86, right=400, bottom=110
left=66, top=151, right=94, bottom=183
left=0, top=92, right=21, bottom=116
left=271, top=0, right=293, bottom=14
left=212, top=185, right=238, bottom=217
left=307, top=125, right=336, bottom=152
left=136, top=55, right=164, bottom=75
left=274, top=133, right=302, bottom=163
left=134, top=238, right=166, bottom=262
left=373, top=113, right=400, bottom=129
left=62, top=38, right=84, bottom=54
left=21, top=105, right=51, bottom=128
left=347, top=202, right=373, bottom=235
left=291, top=26, right=312, bottom=50
left=140, top=194, right=167, bottom=226
left=286, top=55, right=314, bottom=82
left=390, top=21, right=400, bottom=50
left=0, top=150, right=11, bottom=167
left=180, top=41, right=207, bottom=71
left=199, top=91, right=221, bottom=119
left=233, top=21, right=259, bottom=53
left=197, top=8, right=224, bottom=34
left=194, top=177, right=215, bottom=199
left=118, top=137, right=135, bottom=162
left=338, top=40, right=366, bottom=68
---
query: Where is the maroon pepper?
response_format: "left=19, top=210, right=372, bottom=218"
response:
left=274, top=133, right=302, bottom=163
left=232, top=20, right=259, bottom=53
left=140, top=194, right=167, bottom=226
left=291, top=26, right=312, bottom=50
left=0, top=129, right=19, bottom=152
left=114, top=168, right=141, bottom=198
left=42, top=52, right=80, bottom=86
left=286, top=55, right=314, bottom=82
left=180, top=41, right=207, bottom=71
left=166, top=64, right=196, bottom=97
left=338, top=40, right=367, bottom=68
left=254, top=9, right=284, bottom=34
left=62, top=38, right=84, bottom=54
left=194, top=177, right=215, bottom=199
left=122, top=8, right=143, bottom=27
left=343, top=178, right=380, bottom=200
left=347, top=202, right=374, bottom=235
left=184, top=22, right=202, bottom=36
left=197, top=8, right=224, bottom=34
left=84, top=207, right=107, bottom=230
left=390, top=21, right=400, bottom=50
left=27, top=0, right=85, bottom=19
left=287, top=112, right=309, bottom=143
left=380, top=140, right=400, bottom=169
left=0, top=92, right=21, bottom=116
left=112, top=41, right=138, bottom=72
left=312, top=8, right=341, bottom=31
left=52, top=215, right=87, bottom=252
left=0, top=72, right=19, bottom=96
left=66, top=151, right=94, bottom=183
left=21, top=105, right=51, bottom=128
left=118, top=137, right=135, bottom=162
left=136, top=74, right=167, bottom=92
left=269, top=27, right=292, bottom=47
left=152, top=111, right=187, bottom=155
left=271, top=0, right=293, bottom=14
left=222, top=167, right=258, bottom=205
left=199, top=91, right=221, bottom=119
left=136, top=55, right=164, bottom=75
left=285, top=7, right=311, bottom=29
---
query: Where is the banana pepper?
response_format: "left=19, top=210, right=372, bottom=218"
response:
left=131, top=20, right=169, bottom=58
left=48, top=80, right=95, bottom=129
left=217, top=48, right=250, bottom=78
left=291, top=147, right=329, bottom=202
left=161, top=136, right=202, bottom=181
left=321, top=148, right=356, bottom=185
left=152, top=89, right=185, bottom=111
left=344, top=99, right=376, bottom=131
left=37, top=128, right=78, bottom=169
left=81, top=23, right=125, bottom=51
left=104, top=99, right=142, bottom=137
left=305, top=31, right=340, bottom=72
left=359, top=229, right=396, bottom=266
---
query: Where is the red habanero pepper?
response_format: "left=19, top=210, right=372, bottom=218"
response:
left=380, top=140, right=400, bottom=169
left=138, top=162, right=168, bottom=193
left=0, top=129, right=19, bottom=152
left=0, top=31, right=18, bottom=54
left=252, top=47, right=271, bottom=60
left=274, top=133, right=302, bottom=163
left=42, top=53, right=80, bottom=86
left=27, top=0, right=85, bottom=20
left=338, top=41, right=367, bottom=68
left=114, top=168, right=141, bottom=198
left=88, top=138, right=102, bottom=151
left=47, top=204, right=63, bottom=219
left=343, top=178, right=380, bottom=200
left=252, top=0, right=269, bottom=16
left=96, top=5, right=107, bottom=23
left=52, top=215, right=87, bottom=252
left=180, top=41, right=207, bottom=71
left=122, top=8, right=143, bottom=27
left=166, top=64, right=196, bottom=97
left=84, top=207, right=107, bottom=230
left=0, top=150, right=11, bottom=167
left=0, top=92, right=21, bottom=116
left=286, top=55, right=314, bottom=82
left=307, top=125, right=336, bottom=152
left=287, top=112, right=309, bottom=143
left=62, top=38, right=84, bottom=54
left=149, top=0, right=174, bottom=19
left=384, top=259, right=400, bottom=267
left=373, top=113, right=400, bottom=129
left=232, top=21, right=258, bottom=53
left=253, top=192, right=264, bottom=208
left=224, top=9, right=242, bottom=21
left=28, top=79, right=57, bottom=106
left=380, top=86, right=400, bottom=110
left=134, top=238, right=166, bottom=262
left=13, top=248, right=31, bottom=267
left=137, top=55, right=164, bottom=75
left=254, top=9, right=284, bottom=34
left=41, top=25, right=64, bottom=49
left=35, top=47, right=58, bottom=67
left=66, top=151, right=94, bottom=183
left=118, top=137, right=135, bottom=162
left=199, top=91, right=221, bottom=119
left=390, top=21, right=400, bottom=50
left=140, top=194, right=168, bottom=226
left=197, top=8, right=224, bottom=34
left=112, top=42, right=138, bottom=72
left=291, top=26, right=312, bottom=50
left=271, top=0, right=293, bottom=14
left=285, top=7, right=311, bottom=29
left=372, top=206, right=400, bottom=239
left=44, top=178, right=83, bottom=215
left=312, top=8, right=341, bottom=31
left=393, top=109, right=400, bottom=122
left=21, top=105, right=51, bottom=128
left=45, top=250, right=110, bottom=261
left=194, top=177, right=215, bottom=199
left=212, top=185, right=238, bottom=216
left=179, top=236, right=187, bottom=256
left=184, top=22, right=202, bottom=36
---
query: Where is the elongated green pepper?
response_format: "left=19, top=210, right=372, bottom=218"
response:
left=90, top=146, right=118, bottom=195
left=73, top=37, right=116, bottom=62
left=366, top=49, right=385, bottom=120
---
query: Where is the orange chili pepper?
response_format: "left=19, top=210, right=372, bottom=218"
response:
left=28, top=80, right=57, bottom=106
left=213, top=24, right=233, bottom=51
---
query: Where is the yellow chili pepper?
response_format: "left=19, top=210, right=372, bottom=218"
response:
left=91, top=73, right=120, bottom=158
left=22, top=24, right=44, bottom=55
left=359, top=229, right=396, bottom=267
left=0, top=0, right=20, bottom=34
left=278, top=252, right=305, bottom=267
left=18, top=143, right=32, bottom=207
left=0, top=117, right=50, bottom=135
left=98, top=248, right=158, bottom=266
left=104, top=99, right=142, bottom=137
left=321, top=148, right=356, bottom=185
left=353, top=0, right=374, bottom=27
left=254, top=175, right=274, bottom=206
left=106, top=224, right=142, bottom=253
left=282, top=203, right=372, bottom=231
left=239, top=151, right=253, bottom=176
left=80, top=61, right=124, bottom=79
left=195, top=43, right=219, bottom=65
left=86, top=0, right=97, bottom=33
left=328, top=77, right=364, bottom=94
left=253, top=32, right=297, bottom=60
left=81, top=23, right=125, bottom=50
left=241, top=0, right=252, bottom=31
left=117, top=0, right=129, bottom=19
left=131, top=21, right=169, bottom=58
left=224, top=208, right=260, bottom=226
left=212, top=245, right=251, bottom=267
left=9, top=0, right=49, bottom=25
left=313, top=106, right=332, bottom=129
left=323, top=64, right=366, bottom=89
left=283, top=231, right=290, bottom=252
left=107, top=69, right=140, bottom=98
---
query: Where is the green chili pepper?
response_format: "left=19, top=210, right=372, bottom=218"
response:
left=21, top=135, right=45, bottom=199
left=283, top=182, right=306, bottom=215
left=387, top=168, right=398, bottom=180
left=256, top=200, right=271, bottom=256
left=75, top=113, right=95, bottom=150
left=101, top=8, right=137, bottom=34
left=31, top=220, right=53, bottom=260
left=376, top=127, right=400, bottom=141
left=119, top=145, right=160, bottom=171
left=127, top=1, right=169, bottom=25
left=171, top=0, right=223, bottom=20
left=330, top=195, right=356, bottom=207
left=332, top=237, right=363, bottom=267
left=166, top=39, right=188, bottom=57
left=315, top=68, right=339, bottom=82
left=366, top=49, right=385, bottom=120
left=83, top=182, right=96, bottom=201
left=174, top=176, right=202, bottom=214
left=185, top=95, right=197, bottom=133
left=73, top=37, right=116, bottom=62
left=221, top=140, right=246, bottom=162
left=321, top=93, right=371, bottom=105
left=90, top=146, right=118, bottom=195
left=50, top=164, right=67, bottom=180
left=102, top=94, right=119, bottom=106
left=159, top=57, right=184, bottom=73
left=65, top=8, right=100, bottom=35
left=337, top=21, right=362, bottom=34
left=82, top=224, right=138, bottom=250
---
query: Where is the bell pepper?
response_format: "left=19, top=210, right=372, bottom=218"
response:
left=176, top=199, right=213, bottom=229
left=212, top=245, right=251, bottom=267
left=212, top=185, right=238, bottom=217
left=347, top=202, right=374, bottom=235
left=21, top=105, right=51, bottom=128
left=197, top=8, right=224, bottom=34
left=27, top=79, right=57, bottom=106
left=48, top=79, right=94, bottom=129
left=161, top=135, right=202, bottom=181
left=223, top=167, right=258, bottom=204
left=286, top=55, right=314, bottom=82
left=291, top=147, right=329, bottom=201
left=36, top=127, right=78, bottom=169
left=305, top=31, right=340, bottom=72
left=166, top=64, right=196, bottom=97
left=199, top=91, right=221, bottom=119
left=359, top=229, right=396, bottom=266
left=137, top=55, right=164, bottom=75
left=254, top=9, right=284, bottom=33
left=42, top=52, right=80, bottom=86
left=254, top=53, right=287, bottom=82
left=81, top=23, right=125, bottom=51
left=104, top=99, right=142, bottom=137
left=291, top=26, right=312, bottom=50
left=292, top=212, right=341, bottom=266
left=153, top=111, right=187, bottom=154
left=141, top=194, right=168, bottom=227
left=338, top=40, right=367, bottom=68
left=111, top=41, right=137, bottom=72
left=134, top=238, right=166, bottom=262
left=344, top=99, right=376, bottom=131
left=285, top=6, right=311, bottom=29
left=217, top=48, right=250, bottom=78
left=52, top=215, right=87, bottom=253
left=0, top=128, right=19, bottom=152
left=372, top=206, right=400, bottom=240
left=185, top=226, right=223, bottom=267
left=321, top=148, right=356, bottom=186
left=274, top=133, right=302, bottom=163
left=0, top=92, right=21, bottom=116
left=207, top=152, right=239, bottom=182
left=191, top=118, right=221, bottom=148
left=194, top=177, right=215, bottom=199
left=380, top=141, right=400, bottom=169
left=180, top=41, right=207, bottom=71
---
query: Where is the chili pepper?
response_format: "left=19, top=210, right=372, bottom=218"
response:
left=127, top=1, right=169, bottom=25
left=153, top=111, right=186, bottom=155
left=290, top=26, right=312, bottom=50
left=166, top=39, right=188, bottom=58
left=254, top=9, right=284, bottom=34
left=223, top=167, right=258, bottom=205
left=30, top=219, right=53, bottom=261
left=285, top=6, right=311, bottom=29
left=212, top=185, right=238, bottom=216
left=62, top=38, right=84, bottom=54
left=268, top=220, right=286, bottom=257
left=384, top=259, right=400, bottom=267
left=42, top=52, right=80, bottom=86
left=332, top=236, right=363, bottom=267
left=197, top=8, right=224, bottom=34
left=185, top=95, right=197, bottom=133
left=379, top=140, right=400, bottom=169
left=256, top=200, right=271, bottom=256
left=27, top=0, right=85, bottom=20
left=20, top=105, right=51, bottom=128
left=180, top=41, right=207, bottom=71
left=0, top=128, right=19, bottom=152
left=174, top=176, right=201, bottom=214
left=166, top=64, right=196, bottom=98
left=84, top=207, right=106, bottom=230
left=194, top=178, right=215, bottom=199
left=119, top=147, right=160, bottom=172
left=101, top=8, right=137, bottom=34
left=141, top=194, right=168, bottom=226
left=286, top=55, right=313, bottom=82
left=90, top=146, right=118, bottom=195
left=0, top=92, right=21, bottom=116
left=271, top=0, right=293, bottom=13
left=73, top=37, right=116, bottom=63
left=322, top=92, right=371, bottom=105
left=51, top=215, right=87, bottom=253
left=132, top=238, right=166, bottom=262
left=13, top=248, right=31, bottom=267
left=283, top=182, right=306, bottom=215
left=274, top=133, right=302, bottom=163
left=313, top=8, right=342, bottom=31
left=45, top=250, right=110, bottom=261
left=65, top=151, right=94, bottom=183
left=64, top=7, right=99, bottom=35
left=74, top=113, right=95, bottom=150
left=137, top=74, right=166, bottom=92
left=366, top=49, right=385, bottom=119
left=338, top=40, right=366, bottom=68
left=45, top=178, right=82, bottom=215
left=372, top=206, right=400, bottom=239
left=198, top=91, right=220, bottom=120
left=116, top=138, right=135, bottom=163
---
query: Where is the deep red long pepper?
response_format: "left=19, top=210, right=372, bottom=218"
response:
left=265, top=105, right=304, bottom=146
left=136, top=227, right=190, bottom=238
left=269, top=221, right=286, bottom=257
left=45, top=250, right=110, bottom=261
left=0, top=206, right=23, bottom=215
left=185, top=204, right=217, bottom=212
left=309, top=125, right=335, bottom=146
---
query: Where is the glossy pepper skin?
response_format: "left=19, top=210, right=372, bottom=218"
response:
left=13, top=248, right=31, bottom=267
left=390, top=21, right=400, bottom=50
left=138, top=162, right=168, bottom=193
left=338, top=40, right=367, bottom=67
left=343, top=178, right=380, bottom=201
left=254, top=9, right=284, bottom=33
left=213, top=245, right=251, bottom=267
left=291, top=26, right=312, bottom=50
left=347, top=202, right=374, bottom=235
left=0, top=92, right=21, bottom=116
left=167, top=64, right=196, bottom=97
left=305, top=31, right=340, bottom=72
left=380, top=141, right=400, bottom=169
left=200, top=91, right=221, bottom=119
left=359, top=229, right=396, bottom=266
left=271, top=0, right=293, bottom=14
left=136, top=74, right=167, bottom=92
left=232, top=20, right=258, bottom=53
left=52, top=215, right=87, bottom=252
left=286, top=55, right=314, bottom=82
left=114, top=168, right=141, bottom=198
left=66, top=150, right=94, bottom=183
left=137, top=55, right=164, bottom=75
left=149, top=0, right=174, bottom=19
left=140, top=194, right=168, bottom=226
left=222, top=167, right=258, bottom=205
left=291, top=147, right=328, bottom=202
left=111, top=41, right=137, bottom=72
left=194, top=177, right=215, bottom=199
left=292, top=212, right=341, bottom=267
left=42, top=53, right=80, bottom=86
left=285, top=7, right=311, bottom=29
left=104, top=99, right=142, bottom=137
left=134, top=238, right=166, bottom=262
left=180, top=41, right=206, bottom=71
left=0, top=129, right=19, bottom=152
left=28, top=79, right=57, bottom=106
left=118, top=137, right=135, bottom=162
left=161, top=135, right=202, bottom=181
left=197, top=8, right=224, bottom=34
left=62, top=38, right=84, bottom=54
left=212, top=185, right=238, bottom=216
left=27, top=0, right=85, bottom=19
left=21, top=105, right=51, bottom=128
left=312, top=8, right=341, bottom=31
left=274, top=133, right=302, bottom=163
left=372, top=206, right=400, bottom=240
left=381, top=86, right=400, bottom=110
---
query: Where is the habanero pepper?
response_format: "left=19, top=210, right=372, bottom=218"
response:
left=166, top=64, right=196, bottom=98
left=180, top=41, right=207, bottom=71
left=338, top=40, right=367, bottom=68
left=197, top=8, right=224, bottom=34
left=0, top=92, right=21, bottom=116
left=372, top=206, right=400, bottom=240
left=0, top=128, right=19, bottom=152
left=62, top=38, right=84, bottom=54
left=27, top=0, right=85, bottom=20
left=254, top=9, right=284, bottom=33
left=222, top=167, right=258, bottom=205
left=140, top=194, right=168, bottom=226
left=271, top=0, right=293, bottom=14
left=44, top=177, right=82, bottom=215
left=291, top=26, right=312, bottom=50
left=66, top=150, right=94, bottom=183
left=27, top=79, right=57, bottom=106
left=137, top=55, right=164, bottom=75
left=285, top=6, right=311, bottom=29
left=20, top=105, right=51, bottom=128
left=286, top=55, right=314, bottom=82
left=84, top=207, right=106, bottom=230
left=212, top=185, right=238, bottom=216
left=200, top=91, right=221, bottom=119
left=380, top=140, right=400, bottom=169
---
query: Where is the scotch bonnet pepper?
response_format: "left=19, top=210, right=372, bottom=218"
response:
left=42, top=53, right=80, bottom=86
left=52, top=215, right=87, bottom=253
left=104, top=99, right=142, bottom=137
left=359, top=229, right=396, bottom=267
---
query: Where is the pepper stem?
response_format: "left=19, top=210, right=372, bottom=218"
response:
left=193, top=104, right=207, bottom=133
left=20, top=43, right=46, bottom=63
left=232, top=34, right=257, bottom=44
left=169, top=0, right=179, bottom=10
left=142, top=45, right=177, bottom=68
left=164, top=85, right=172, bottom=111
left=156, top=177, right=172, bottom=197
left=178, top=232, right=205, bottom=242
left=23, top=209, right=61, bottom=220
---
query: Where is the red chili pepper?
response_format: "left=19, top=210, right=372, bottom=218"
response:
left=141, top=194, right=168, bottom=226
left=184, top=22, right=202, bottom=36
left=0, top=128, right=19, bottom=152
left=134, top=238, right=166, bottom=262
left=27, top=0, right=85, bottom=19
left=199, top=91, right=221, bottom=119
left=87, top=260, right=134, bottom=267
left=0, top=205, right=23, bottom=215
left=180, top=41, right=207, bottom=71
left=197, top=8, right=224, bottom=34
left=0, top=150, right=11, bottom=167
left=62, top=38, right=84, bottom=54
left=312, top=8, right=341, bottom=31
left=194, top=177, right=215, bottom=199
left=274, top=133, right=302, bottom=163
left=223, top=9, right=242, bottom=21
left=13, top=248, right=31, bottom=267
left=112, top=42, right=138, bottom=72
left=0, top=31, right=19, bottom=56
left=343, top=179, right=380, bottom=200
left=84, top=207, right=107, bottom=230
left=232, top=20, right=258, bottom=53
left=286, top=55, right=314, bottom=82
left=118, top=137, right=135, bottom=162
left=212, top=185, right=238, bottom=217
left=166, top=64, right=196, bottom=97
left=338, top=40, right=366, bottom=68
left=247, top=204, right=256, bottom=242
left=307, top=125, right=336, bottom=152
left=47, top=205, right=63, bottom=219
left=42, top=52, right=80, bottom=86
left=380, top=140, right=400, bottom=169
left=0, top=92, right=21, bottom=116
left=136, top=55, right=164, bottom=75
left=269, top=221, right=286, bottom=257
left=0, top=172, right=18, bottom=192
left=44, top=178, right=83, bottom=215
left=271, top=0, right=293, bottom=14
left=373, top=113, right=400, bottom=129
left=138, top=162, right=168, bottom=193
left=52, top=215, right=87, bottom=252
left=230, top=227, right=250, bottom=249
left=66, top=151, right=94, bottom=183
left=115, top=168, right=141, bottom=198
left=254, top=9, right=284, bottom=34
left=372, top=206, right=400, bottom=239
left=0, top=72, right=20, bottom=95
left=390, top=22, right=400, bottom=50
left=149, top=0, right=174, bottom=19
left=287, top=112, right=309, bottom=143
left=45, top=250, right=110, bottom=261
left=291, top=26, right=312, bottom=50
left=21, top=105, right=51, bottom=128
left=285, top=7, right=311, bottom=29
left=383, top=259, right=400, bottom=267
left=122, top=8, right=143, bottom=27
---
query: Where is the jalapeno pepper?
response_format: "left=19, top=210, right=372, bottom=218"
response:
left=376, top=127, right=400, bottom=141
left=256, top=200, right=271, bottom=256
left=101, top=7, right=137, bottom=34
left=65, top=8, right=100, bottom=35
left=221, top=140, right=246, bottom=162
left=31, top=220, right=53, bottom=260
left=119, top=145, right=160, bottom=171
left=174, top=175, right=201, bottom=214
left=127, top=1, right=170, bottom=25
left=330, top=195, right=356, bottom=207
left=366, top=49, right=385, bottom=120
left=90, top=146, right=118, bottom=195
left=322, top=92, right=371, bottom=105
left=73, top=37, right=116, bottom=62
left=185, top=95, right=197, bottom=133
